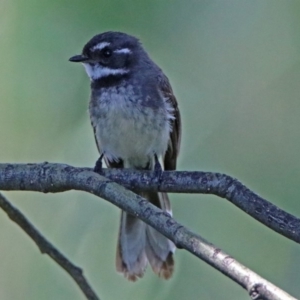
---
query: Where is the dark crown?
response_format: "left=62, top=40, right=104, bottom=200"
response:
left=83, top=31, right=140, bottom=55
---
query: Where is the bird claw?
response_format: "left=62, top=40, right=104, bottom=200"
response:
left=94, top=154, right=104, bottom=174
left=154, top=154, right=163, bottom=180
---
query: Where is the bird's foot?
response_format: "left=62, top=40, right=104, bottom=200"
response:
left=94, top=154, right=104, bottom=174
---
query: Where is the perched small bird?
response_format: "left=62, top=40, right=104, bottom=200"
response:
left=69, top=31, right=181, bottom=281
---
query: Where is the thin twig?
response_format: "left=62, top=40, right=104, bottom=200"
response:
left=0, top=163, right=297, bottom=299
left=0, top=192, right=100, bottom=300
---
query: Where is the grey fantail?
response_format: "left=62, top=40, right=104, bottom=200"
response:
left=69, top=31, right=181, bottom=281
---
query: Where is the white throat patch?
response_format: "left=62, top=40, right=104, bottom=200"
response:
left=83, top=63, right=129, bottom=80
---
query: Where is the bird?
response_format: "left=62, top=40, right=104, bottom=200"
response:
left=69, top=31, right=181, bottom=281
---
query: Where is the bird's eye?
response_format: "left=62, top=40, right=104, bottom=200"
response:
left=101, top=48, right=112, bottom=58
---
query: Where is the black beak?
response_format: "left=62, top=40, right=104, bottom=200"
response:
left=69, top=55, right=88, bottom=62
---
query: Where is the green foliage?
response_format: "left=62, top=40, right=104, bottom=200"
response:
left=1, top=1, right=300, bottom=299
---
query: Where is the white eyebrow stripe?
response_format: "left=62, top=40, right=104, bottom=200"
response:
left=114, top=48, right=132, bottom=54
left=91, top=42, right=110, bottom=52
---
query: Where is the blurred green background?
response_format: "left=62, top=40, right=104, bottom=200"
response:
left=1, top=1, right=300, bottom=299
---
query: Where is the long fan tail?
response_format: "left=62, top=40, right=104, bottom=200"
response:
left=116, top=191, right=175, bottom=280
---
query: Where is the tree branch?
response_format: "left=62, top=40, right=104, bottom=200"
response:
left=0, top=163, right=298, bottom=300
left=99, top=168, right=300, bottom=244
left=0, top=192, right=100, bottom=300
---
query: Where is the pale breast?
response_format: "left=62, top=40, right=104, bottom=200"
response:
left=89, top=85, right=172, bottom=166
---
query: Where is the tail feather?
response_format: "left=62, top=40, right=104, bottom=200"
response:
left=116, top=191, right=175, bottom=280
left=116, top=212, right=147, bottom=281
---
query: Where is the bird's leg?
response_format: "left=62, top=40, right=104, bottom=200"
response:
left=154, top=154, right=163, bottom=184
left=94, top=153, right=104, bottom=174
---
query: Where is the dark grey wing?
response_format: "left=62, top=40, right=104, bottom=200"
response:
left=158, top=74, right=181, bottom=171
